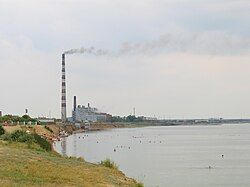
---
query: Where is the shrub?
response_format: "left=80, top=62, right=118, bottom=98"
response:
left=1, top=133, right=12, bottom=141
left=77, top=157, right=85, bottom=162
left=33, top=134, right=52, bottom=151
left=135, top=183, right=144, bottom=187
left=1, top=130, right=51, bottom=152
left=10, top=130, right=34, bottom=143
left=100, top=158, right=118, bottom=169
left=0, top=125, right=5, bottom=135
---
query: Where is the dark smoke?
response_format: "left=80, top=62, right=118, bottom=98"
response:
left=64, top=47, right=109, bottom=56
left=117, top=32, right=250, bottom=56
left=63, top=32, right=250, bottom=57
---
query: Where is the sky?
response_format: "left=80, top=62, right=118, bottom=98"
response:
left=0, top=0, right=250, bottom=119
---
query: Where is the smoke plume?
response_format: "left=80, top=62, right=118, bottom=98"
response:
left=118, top=31, right=250, bottom=56
left=63, top=32, right=250, bottom=57
left=64, top=47, right=109, bottom=56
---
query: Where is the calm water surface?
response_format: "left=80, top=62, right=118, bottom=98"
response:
left=54, top=124, right=250, bottom=187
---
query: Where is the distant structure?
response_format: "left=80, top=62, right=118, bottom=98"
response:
left=142, top=116, right=158, bottom=121
left=37, top=117, right=55, bottom=125
left=73, top=96, right=77, bottom=112
left=61, top=54, right=67, bottom=122
left=25, top=109, right=28, bottom=115
left=70, top=96, right=107, bottom=122
left=60, top=54, right=108, bottom=123
left=0, top=111, right=2, bottom=117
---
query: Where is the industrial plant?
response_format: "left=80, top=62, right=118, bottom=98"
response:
left=61, top=53, right=109, bottom=124
left=68, top=96, right=108, bottom=123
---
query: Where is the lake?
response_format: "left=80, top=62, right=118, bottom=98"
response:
left=54, top=124, right=250, bottom=187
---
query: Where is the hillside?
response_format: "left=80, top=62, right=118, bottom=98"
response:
left=0, top=141, right=140, bottom=187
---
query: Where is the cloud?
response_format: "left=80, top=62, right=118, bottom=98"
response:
left=0, top=0, right=250, bottom=118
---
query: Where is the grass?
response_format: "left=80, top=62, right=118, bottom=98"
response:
left=0, top=141, right=141, bottom=186
left=101, top=158, right=118, bottom=170
left=0, top=128, right=143, bottom=186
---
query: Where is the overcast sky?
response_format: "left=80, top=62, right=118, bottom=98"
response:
left=0, top=0, right=250, bottom=119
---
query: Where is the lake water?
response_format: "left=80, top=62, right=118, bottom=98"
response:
left=54, top=124, right=250, bottom=187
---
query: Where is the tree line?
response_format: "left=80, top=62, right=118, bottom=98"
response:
left=107, top=115, right=144, bottom=123
left=0, top=114, right=37, bottom=123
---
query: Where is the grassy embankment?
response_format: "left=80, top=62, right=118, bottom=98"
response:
left=0, top=126, right=143, bottom=187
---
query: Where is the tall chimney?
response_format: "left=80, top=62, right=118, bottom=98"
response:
left=61, top=53, right=67, bottom=122
left=73, top=96, right=77, bottom=111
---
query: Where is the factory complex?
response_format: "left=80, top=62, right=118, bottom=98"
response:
left=61, top=54, right=110, bottom=124
left=68, top=96, right=109, bottom=123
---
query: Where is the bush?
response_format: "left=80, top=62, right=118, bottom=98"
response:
left=33, top=134, right=52, bottom=151
left=1, top=133, right=12, bottom=141
left=0, top=125, right=5, bottom=135
left=135, top=183, right=144, bottom=187
left=2, top=130, right=52, bottom=152
left=9, top=130, right=34, bottom=143
left=100, top=158, right=118, bottom=169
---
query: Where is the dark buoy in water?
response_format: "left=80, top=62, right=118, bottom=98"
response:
left=222, top=154, right=224, bottom=158
left=114, top=148, right=116, bottom=152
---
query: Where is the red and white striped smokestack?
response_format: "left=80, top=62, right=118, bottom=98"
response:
left=61, top=53, right=67, bottom=122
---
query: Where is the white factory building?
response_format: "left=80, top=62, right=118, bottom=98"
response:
left=73, top=104, right=106, bottom=122
left=68, top=96, right=107, bottom=123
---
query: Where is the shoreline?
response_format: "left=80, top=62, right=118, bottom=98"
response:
left=0, top=140, right=141, bottom=186
left=1, top=123, right=143, bottom=186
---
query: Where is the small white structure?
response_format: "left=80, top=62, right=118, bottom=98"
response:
left=37, top=118, right=55, bottom=124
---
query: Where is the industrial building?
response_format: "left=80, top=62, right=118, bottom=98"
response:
left=68, top=96, right=107, bottom=123
left=61, top=54, right=108, bottom=123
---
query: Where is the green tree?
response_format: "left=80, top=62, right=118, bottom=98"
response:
left=126, top=115, right=137, bottom=122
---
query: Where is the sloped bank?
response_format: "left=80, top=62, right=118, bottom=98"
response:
left=0, top=126, right=143, bottom=187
